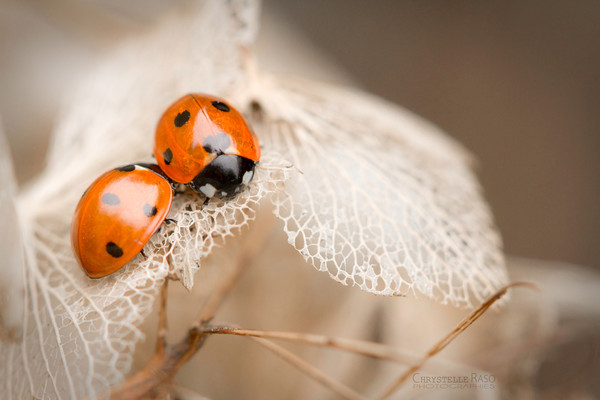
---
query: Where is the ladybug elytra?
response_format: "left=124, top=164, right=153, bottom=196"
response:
left=72, top=94, right=260, bottom=278
left=71, top=164, right=173, bottom=278
left=154, top=94, right=260, bottom=198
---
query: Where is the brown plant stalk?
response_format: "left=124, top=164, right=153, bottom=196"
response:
left=111, top=252, right=535, bottom=400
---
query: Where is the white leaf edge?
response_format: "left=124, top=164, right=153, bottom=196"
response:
left=0, top=118, right=26, bottom=340
left=1, top=1, right=263, bottom=399
left=245, top=74, right=508, bottom=307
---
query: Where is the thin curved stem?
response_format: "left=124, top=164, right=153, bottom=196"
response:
left=250, top=337, right=368, bottom=400
left=376, top=282, right=538, bottom=400
left=110, top=215, right=272, bottom=399
left=203, top=326, right=418, bottom=365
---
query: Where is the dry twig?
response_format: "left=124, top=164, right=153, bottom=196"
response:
left=376, top=282, right=538, bottom=400
left=111, top=257, right=534, bottom=400
left=110, top=217, right=271, bottom=399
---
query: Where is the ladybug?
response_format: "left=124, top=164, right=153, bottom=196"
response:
left=71, top=164, right=173, bottom=278
left=154, top=94, right=260, bottom=198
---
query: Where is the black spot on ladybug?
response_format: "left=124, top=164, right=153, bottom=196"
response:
left=101, top=193, right=120, bottom=206
left=106, top=242, right=123, bottom=258
left=143, top=203, right=158, bottom=217
left=202, top=133, right=231, bottom=155
left=212, top=101, right=230, bottom=112
left=117, top=164, right=135, bottom=172
left=174, top=110, right=190, bottom=127
left=163, top=148, right=173, bottom=165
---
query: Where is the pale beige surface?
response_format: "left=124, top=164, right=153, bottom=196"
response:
left=270, top=0, right=600, bottom=269
left=2, top=1, right=597, bottom=270
left=1, top=2, right=598, bottom=399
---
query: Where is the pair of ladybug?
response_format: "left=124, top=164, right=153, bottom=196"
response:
left=71, top=94, right=261, bottom=278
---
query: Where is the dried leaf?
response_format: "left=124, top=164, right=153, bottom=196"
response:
left=0, top=120, right=25, bottom=340
left=1, top=1, right=262, bottom=398
left=1, top=0, right=508, bottom=397
left=250, top=76, right=507, bottom=306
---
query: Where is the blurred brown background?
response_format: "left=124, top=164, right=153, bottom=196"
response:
left=271, top=0, right=600, bottom=268
left=1, top=0, right=599, bottom=268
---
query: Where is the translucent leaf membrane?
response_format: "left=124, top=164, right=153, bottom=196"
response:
left=143, top=153, right=291, bottom=289
left=253, top=76, right=507, bottom=307
left=19, top=0, right=260, bottom=219
left=1, top=156, right=286, bottom=400
left=0, top=120, right=25, bottom=340
left=2, top=1, right=262, bottom=399
left=2, top=0, right=508, bottom=396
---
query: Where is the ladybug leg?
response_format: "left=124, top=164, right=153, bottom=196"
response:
left=140, top=248, right=147, bottom=258
left=172, top=183, right=187, bottom=195
left=156, top=218, right=177, bottom=233
left=201, top=197, right=210, bottom=210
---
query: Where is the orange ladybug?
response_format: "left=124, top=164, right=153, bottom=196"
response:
left=154, top=94, right=260, bottom=198
left=71, top=164, right=173, bottom=278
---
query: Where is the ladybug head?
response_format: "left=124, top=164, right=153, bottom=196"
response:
left=188, top=154, right=257, bottom=198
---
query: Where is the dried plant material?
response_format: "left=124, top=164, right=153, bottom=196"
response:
left=376, top=282, right=536, bottom=399
left=246, top=76, right=507, bottom=306
left=144, top=151, right=289, bottom=288
left=0, top=122, right=25, bottom=341
left=249, top=337, right=368, bottom=400
left=0, top=0, right=510, bottom=398
left=203, top=326, right=419, bottom=364
left=110, top=238, right=265, bottom=400
left=0, top=1, right=263, bottom=399
left=168, top=282, right=526, bottom=400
